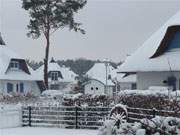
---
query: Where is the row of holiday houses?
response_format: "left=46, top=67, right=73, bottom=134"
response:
left=2, top=10, right=180, bottom=96
left=0, top=34, right=138, bottom=96
left=0, top=33, right=136, bottom=96
left=0, top=34, right=79, bottom=95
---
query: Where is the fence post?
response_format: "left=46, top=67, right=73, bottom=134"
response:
left=28, top=106, right=32, bottom=127
left=152, top=108, right=156, bottom=118
left=75, top=106, right=78, bottom=129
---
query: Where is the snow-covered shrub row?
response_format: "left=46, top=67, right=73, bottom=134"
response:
left=62, top=93, right=180, bottom=112
left=62, top=94, right=114, bottom=107
left=0, top=92, right=63, bottom=107
left=0, top=93, right=37, bottom=104
left=117, top=94, right=180, bottom=111
left=98, top=116, right=180, bottom=135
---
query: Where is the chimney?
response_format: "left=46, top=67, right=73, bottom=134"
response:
left=0, top=33, right=5, bottom=45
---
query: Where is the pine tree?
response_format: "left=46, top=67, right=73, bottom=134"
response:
left=22, top=0, right=86, bottom=88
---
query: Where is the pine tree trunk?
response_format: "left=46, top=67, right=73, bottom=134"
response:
left=44, top=30, right=50, bottom=89
left=44, top=2, right=51, bottom=89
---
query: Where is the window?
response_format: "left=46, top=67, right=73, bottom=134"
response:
left=132, top=83, right=137, bottom=90
left=51, top=72, right=58, bottom=81
left=7, top=83, right=13, bottom=93
left=20, top=83, right=24, bottom=93
left=10, top=61, right=19, bottom=69
left=16, top=84, right=19, bottom=92
left=91, top=87, right=93, bottom=90
left=108, top=75, right=112, bottom=80
left=96, top=87, right=98, bottom=90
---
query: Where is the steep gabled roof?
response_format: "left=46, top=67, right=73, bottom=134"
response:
left=119, top=11, right=180, bottom=72
left=36, top=59, right=77, bottom=83
left=151, top=25, right=180, bottom=58
left=86, top=62, right=116, bottom=86
left=117, top=73, right=136, bottom=83
left=60, top=65, right=78, bottom=82
left=83, top=78, right=106, bottom=86
left=0, top=45, right=42, bottom=80
left=0, top=34, right=43, bottom=80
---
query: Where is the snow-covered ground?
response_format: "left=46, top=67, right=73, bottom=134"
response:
left=0, top=127, right=98, bottom=135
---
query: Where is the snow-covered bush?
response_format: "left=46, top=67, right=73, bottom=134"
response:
left=117, top=94, right=180, bottom=112
left=98, top=116, right=180, bottom=135
left=62, top=93, right=180, bottom=113
left=0, top=92, right=38, bottom=104
left=63, top=94, right=114, bottom=107
left=0, top=92, right=63, bottom=107
left=140, top=116, right=180, bottom=134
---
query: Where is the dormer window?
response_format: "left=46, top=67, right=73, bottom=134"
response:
left=10, top=60, right=19, bottom=70
left=51, top=72, right=58, bottom=81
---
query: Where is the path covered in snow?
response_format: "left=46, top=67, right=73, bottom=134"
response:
left=0, top=127, right=98, bottom=135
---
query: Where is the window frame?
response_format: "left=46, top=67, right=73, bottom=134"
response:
left=51, top=72, right=59, bottom=81
left=20, top=83, right=24, bottom=93
left=7, top=83, right=13, bottom=93
left=10, top=61, right=19, bottom=70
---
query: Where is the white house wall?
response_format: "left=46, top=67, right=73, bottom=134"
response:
left=105, top=86, right=114, bottom=96
left=85, top=80, right=105, bottom=95
left=119, top=82, right=133, bottom=90
left=84, top=80, right=114, bottom=96
left=0, top=80, right=41, bottom=96
left=137, top=71, right=180, bottom=90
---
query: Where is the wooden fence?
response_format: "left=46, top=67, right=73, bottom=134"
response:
left=22, top=106, right=180, bottom=129
left=22, top=106, right=110, bottom=129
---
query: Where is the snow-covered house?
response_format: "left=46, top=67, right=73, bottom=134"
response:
left=116, top=73, right=137, bottom=90
left=0, top=34, right=45, bottom=95
left=119, top=11, right=180, bottom=90
left=37, top=58, right=78, bottom=90
left=84, top=62, right=116, bottom=96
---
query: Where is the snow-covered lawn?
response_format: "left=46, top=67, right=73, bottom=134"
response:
left=0, top=127, right=98, bottom=135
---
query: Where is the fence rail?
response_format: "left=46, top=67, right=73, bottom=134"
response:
left=22, top=106, right=180, bottom=129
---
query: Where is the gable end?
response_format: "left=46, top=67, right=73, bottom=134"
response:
left=6, top=59, right=31, bottom=74
left=151, top=25, right=180, bottom=58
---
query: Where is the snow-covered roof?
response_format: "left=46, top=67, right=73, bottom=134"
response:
left=36, top=59, right=77, bottom=83
left=86, top=63, right=116, bottom=86
left=117, top=73, right=136, bottom=83
left=0, top=38, right=42, bottom=81
left=60, top=66, right=78, bottom=82
left=119, top=11, right=180, bottom=72
left=4, top=65, right=43, bottom=81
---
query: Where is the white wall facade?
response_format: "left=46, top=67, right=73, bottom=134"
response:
left=119, top=82, right=135, bottom=90
left=137, top=71, right=180, bottom=90
left=0, top=80, right=41, bottom=96
left=105, top=86, right=114, bottom=97
left=84, top=80, right=105, bottom=95
left=84, top=80, right=114, bottom=96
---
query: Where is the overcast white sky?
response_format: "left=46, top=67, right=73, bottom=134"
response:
left=1, top=0, right=180, bottom=62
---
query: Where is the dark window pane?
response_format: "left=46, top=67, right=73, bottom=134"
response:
left=16, top=84, right=19, bottom=92
left=7, top=83, right=13, bottom=93
left=20, top=83, right=24, bottom=93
